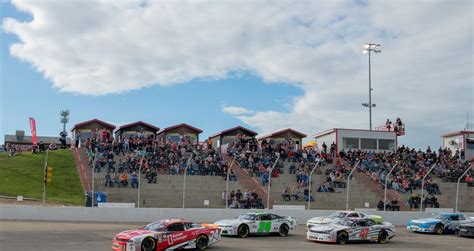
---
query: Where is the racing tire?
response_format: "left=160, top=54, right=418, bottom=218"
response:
left=336, top=231, right=349, bottom=245
left=195, top=235, right=209, bottom=250
left=141, top=237, right=156, bottom=251
left=377, top=230, right=388, bottom=244
left=455, top=229, right=460, bottom=236
left=434, top=224, right=444, bottom=235
left=278, top=224, right=289, bottom=237
left=237, top=224, right=250, bottom=238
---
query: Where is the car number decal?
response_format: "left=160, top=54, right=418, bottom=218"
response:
left=359, top=227, right=369, bottom=239
left=257, top=221, right=272, bottom=233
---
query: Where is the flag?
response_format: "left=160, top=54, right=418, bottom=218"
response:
left=29, top=117, right=37, bottom=145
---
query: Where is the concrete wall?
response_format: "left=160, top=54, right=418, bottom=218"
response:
left=1, top=205, right=472, bottom=226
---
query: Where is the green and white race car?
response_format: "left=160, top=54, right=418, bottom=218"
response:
left=214, top=212, right=298, bottom=238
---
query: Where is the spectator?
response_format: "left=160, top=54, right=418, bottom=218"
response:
left=131, top=172, right=138, bottom=188
left=282, top=187, right=291, bottom=201
left=120, top=172, right=129, bottom=187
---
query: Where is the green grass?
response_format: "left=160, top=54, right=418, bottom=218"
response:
left=0, top=149, right=84, bottom=205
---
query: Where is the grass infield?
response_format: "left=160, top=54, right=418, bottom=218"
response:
left=0, top=149, right=84, bottom=205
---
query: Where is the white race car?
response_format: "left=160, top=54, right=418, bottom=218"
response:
left=214, top=212, right=298, bottom=238
left=306, top=211, right=383, bottom=229
left=307, top=218, right=396, bottom=244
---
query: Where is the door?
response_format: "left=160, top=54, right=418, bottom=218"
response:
left=164, top=223, right=188, bottom=248
left=255, top=214, right=273, bottom=234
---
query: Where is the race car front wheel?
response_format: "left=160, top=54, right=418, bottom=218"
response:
left=434, top=224, right=444, bottom=235
left=238, top=224, right=250, bottom=238
left=195, top=235, right=209, bottom=250
left=278, top=224, right=289, bottom=237
left=336, top=231, right=348, bottom=245
left=141, top=237, right=156, bottom=251
left=377, top=230, right=388, bottom=244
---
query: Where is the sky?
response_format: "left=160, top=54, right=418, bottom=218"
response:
left=0, top=0, right=472, bottom=149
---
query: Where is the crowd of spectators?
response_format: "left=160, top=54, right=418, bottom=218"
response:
left=83, top=131, right=230, bottom=189
left=222, top=189, right=264, bottom=209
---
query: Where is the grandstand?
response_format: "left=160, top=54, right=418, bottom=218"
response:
left=44, top=120, right=474, bottom=211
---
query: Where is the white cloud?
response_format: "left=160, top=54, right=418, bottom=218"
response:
left=222, top=106, right=253, bottom=116
left=3, top=0, right=473, bottom=147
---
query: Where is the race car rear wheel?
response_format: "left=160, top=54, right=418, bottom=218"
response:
left=377, top=230, right=388, bottom=244
left=336, top=231, right=348, bottom=245
left=141, top=237, right=156, bottom=251
left=278, top=224, right=289, bottom=237
left=195, top=235, right=209, bottom=250
left=434, top=224, right=444, bottom=235
left=237, top=224, right=250, bottom=238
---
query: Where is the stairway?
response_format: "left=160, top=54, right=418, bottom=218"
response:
left=224, top=155, right=269, bottom=207
left=71, top=147, right=91, bottom=192
left=352, top=170, right=407, bottom=210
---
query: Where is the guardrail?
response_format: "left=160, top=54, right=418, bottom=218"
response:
left=1, top=205, right=472, bottom=226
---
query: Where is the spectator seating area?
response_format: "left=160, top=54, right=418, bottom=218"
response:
left=73, top=131, right=473, bottom=210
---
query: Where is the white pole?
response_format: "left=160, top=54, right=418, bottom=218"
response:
left=91, top=151, right=97, bottom=207
left=182, top=153, right=194, bottom=209
left=346, top=160, right=361, bottom=211
left=225, top=156, right=237, bottom=209
left=420, top=163, right=437, bottom=212
left=137, top=151, right=145, bottom=208
left=455, top=164, right=472, bottom=212
left=42, top=149, right=49, bottom=207
left=307, top=160, right=321, bottom=210
left=267, top=156, right=281, bottom=209
left=384, top=163, right=399, bottom=211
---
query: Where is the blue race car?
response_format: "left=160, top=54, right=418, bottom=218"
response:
left=407, top=213, right=473, bottom=235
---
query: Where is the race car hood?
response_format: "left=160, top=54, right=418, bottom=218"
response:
left=307, top=216, right=337, bottom=225
left=409, top=218, right=441, bottom=224
left=215, top=219, right=249, bottom=226
left=115, top=229, right=156, bottom=240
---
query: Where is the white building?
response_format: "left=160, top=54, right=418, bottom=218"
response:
left=441, top=130, right=474, bottom=160
left=314, top=128, right=398, bottom=153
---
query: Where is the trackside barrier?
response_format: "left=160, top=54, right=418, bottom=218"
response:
left=1, top=205, right=472, bottom=226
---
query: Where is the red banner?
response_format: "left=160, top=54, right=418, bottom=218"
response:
left=29, top=117, right=37, bottom=145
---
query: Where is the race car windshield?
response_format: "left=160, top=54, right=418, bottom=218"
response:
left=143, top=222, right=165, bottom=231
left=238, top=214, right=257, bottom=220
left=328, top=212, right=348, bottom=218
left=431, top=214, right=443, bottom=219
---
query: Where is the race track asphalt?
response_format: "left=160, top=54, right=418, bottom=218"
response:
left=0, top=220, right=473, bottom=251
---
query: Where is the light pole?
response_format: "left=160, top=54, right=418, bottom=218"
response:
left=362, top=43, right=381, bottom=130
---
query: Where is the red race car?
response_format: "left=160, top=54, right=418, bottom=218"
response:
left=112, top=219, right=221, bottom=251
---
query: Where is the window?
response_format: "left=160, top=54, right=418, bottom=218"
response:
left=348, top=213, right=359, bottom=218
left=360, top=138, right=377, bottom=150
left=343, top=137, right=359, bottom=149
left=379, top=139, right=395, bottom=150
left=449, top=215, right=459, bottom=221
left=167, top=223, right=185, bottom=232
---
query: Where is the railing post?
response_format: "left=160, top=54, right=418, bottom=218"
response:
left=346, top=160, right=361, bottom=211
left=225, top=156, right=237, bottom=209
left=182, top=153, right=194, bottom=209
left=384, top=163, right=399, bottom=211
left=420, top=163, right=437, bottom=212
left=455, top=164, right=472, bottom=212
left=137, top=150, right=145, bottom=208
left=307, top=160, right=321, bottom=210
left=42, top=149, right=49, bottom=207
left=267, top=156, right=280, bottom=209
